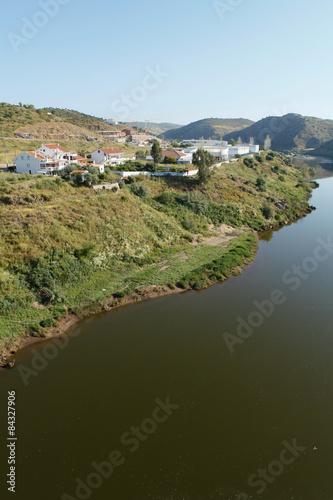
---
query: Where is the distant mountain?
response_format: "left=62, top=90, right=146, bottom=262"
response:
left=125, top=121, right=182, bottom=136
left=223, top=114, right=333, bottom=150
left=161, top=118, right=254, bottom=140
left=311, top=139, right=333, bottom=159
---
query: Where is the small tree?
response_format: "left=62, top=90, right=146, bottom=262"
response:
left=229, top=138, right=237, bottom=146
left=164, top=156, right=177, bottom=164
left=151, top=141, right=162, bottom=164
left=193, top=148, right=216, bottom=184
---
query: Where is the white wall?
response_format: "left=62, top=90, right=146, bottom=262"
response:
left=14, top=153, right=41, bottom=174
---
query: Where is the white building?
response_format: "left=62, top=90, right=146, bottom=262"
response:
left=91, top=148, right=125, bottom=166
left=13, top=151, right=62, bottom=175
left=37, top=144, right=77, bottom=167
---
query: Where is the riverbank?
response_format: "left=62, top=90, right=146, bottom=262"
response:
left=0, top=228, right=258, bottom=368
left=0, top=152, right=316, bottom=367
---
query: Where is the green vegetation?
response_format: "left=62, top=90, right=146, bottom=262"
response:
left=193, top=147, right=216, bottom=184
left=151, top=141, right=163, bottom=164
left=161, top=118, right=254, bottom=140
left=0, top=152, right=315, bottom=357
left=224, top=113, right=333, bottom=151
left=311, top=139, right=333, bottom=158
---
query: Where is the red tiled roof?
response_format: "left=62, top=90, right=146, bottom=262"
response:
left=26, top=151, right=45, bottom=161
left=162, top=150, right=186, bottom=158
left=101, top=148, right=123, bottom=154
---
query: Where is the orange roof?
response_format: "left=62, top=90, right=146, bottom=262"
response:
left=26, top=151, right=45, bottom=161
left=44, top=144, right=71, bottom=153
left=77, top=155, right=87, bottom=160
left=162, top=150, right=186, bottom=158
left=101, top=148, right=123, bottom=154
left=70, top=170, right=88, bottom=174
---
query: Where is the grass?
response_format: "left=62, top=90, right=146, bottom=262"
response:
left=0, top=151, right=315, bottom=353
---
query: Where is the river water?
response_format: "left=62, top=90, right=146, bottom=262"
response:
left=1, top=158, right=333, bottom=500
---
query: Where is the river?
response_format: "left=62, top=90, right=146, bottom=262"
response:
left=1, top=158, right=333, bottom=500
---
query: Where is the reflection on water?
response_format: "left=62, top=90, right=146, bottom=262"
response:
left=292, top=155, right=333, bottom=179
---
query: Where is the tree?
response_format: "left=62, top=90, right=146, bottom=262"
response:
left=229, top=138, right=237, bottom=146
left=193, top=148, right=216, bottom=184
left=163, top=156, right=177, bottom=164
left=264, top=134, right=272, bottom=150
left=249, top=137, right=255, bottom=145
left=151, top=141, right=162, bottom=164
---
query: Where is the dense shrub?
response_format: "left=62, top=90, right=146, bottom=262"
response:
left=256, top=176, right=267, bottom=192
left=182, top=192, right=208, bottom=215
left=131, top=185, right=149, bottom=198
left=261, top=203, right=274, bottom=219
left=243, top=158, right=254, bottom=168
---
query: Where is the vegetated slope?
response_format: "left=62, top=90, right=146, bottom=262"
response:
left=311, top=139, right=333, bottom=158
left=43, top=108, right=121, bottom=132
left=224, top=114, right=333, bottom=150
left=0, top=103, right=124, bottom=139
left=0, top=153, right=316, bottom=360
left=161, top=118, right=254, bottom=140
left=16, top=121, right=98, bottom=141
left=126, top=122, right=183, bottom=136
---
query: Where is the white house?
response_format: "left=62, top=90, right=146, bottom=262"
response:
left=91, top=148, right=125, bottom=166
left=13, top=151, right=61, bottom=175
left=37, top=144, right=78, bottom=168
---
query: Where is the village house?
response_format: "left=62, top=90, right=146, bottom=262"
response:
left=146, top=149, right=193, bottom=164
left=12, top=151, right=63, bottom=175
left=90, top=148, right=125, bottom=166
left=37, top=144, right=78, bottom=166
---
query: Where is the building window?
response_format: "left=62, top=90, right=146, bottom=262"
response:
left=21, top=156, right=24, bottom=160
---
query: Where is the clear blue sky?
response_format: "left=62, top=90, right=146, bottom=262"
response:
left=1, top=0, right=332, bottom=124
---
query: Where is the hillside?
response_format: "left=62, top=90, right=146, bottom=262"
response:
left=0, top=153, right=316, bottom=365
left=0, top=103, right=124, bottom=140
left=126, top=122, right=182, bottom=136
left=311, top=139, right=333, bottom=158
left=223, top=113, right=333, bottom=150
left=161, top=118, right=254, bottom=140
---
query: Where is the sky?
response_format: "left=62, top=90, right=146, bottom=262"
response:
left=0, top=0, right=332, bottom=125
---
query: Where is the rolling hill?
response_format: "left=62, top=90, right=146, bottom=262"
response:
left=311, top=139, right=333, bottom=158
left=125, top=121, right=182, bottom=136
left=161, top=118, right=254, bottom=140
left=223, top=113, right=333, bottom=151
left=0, top=103, right=123, bottom=140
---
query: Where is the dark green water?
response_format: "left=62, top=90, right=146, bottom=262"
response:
left=1, top=159, right=333, bottom=500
